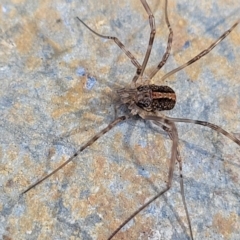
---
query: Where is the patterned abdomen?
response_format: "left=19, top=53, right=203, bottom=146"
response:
left=136, top=84, right=176, bottom=111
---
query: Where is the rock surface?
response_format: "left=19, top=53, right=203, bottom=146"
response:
left=0, top=0, right=240, bottom=239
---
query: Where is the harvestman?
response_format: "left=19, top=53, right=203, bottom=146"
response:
left=22, top=0, right=240, bottom=239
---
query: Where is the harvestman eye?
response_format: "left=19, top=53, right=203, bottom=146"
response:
left=21, top=0, right=239, bottom=239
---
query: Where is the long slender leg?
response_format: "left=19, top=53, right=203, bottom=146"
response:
left=76, top=17, right=141, bottom=69
left=21, top=116, right=127, bottom=195
left=133, top=0, right=173, bottom=84
left=160, top=21, right=239, bottom=81
left=142, top=114, right=240, bottom=146
left=167, top=117, right=240, bottom=146
left=160, top=124, right=193, bottom=240
left=143, top=113, right=240, bottom=239
left=148, top=0, right=174, bottom=80
left=108, top=116, right=179, bottom=240
left=173, top=138, right=194, bottom=240
left=131, top=0, right=156, bottom=86
left=138, top=0, right=156, bottom=77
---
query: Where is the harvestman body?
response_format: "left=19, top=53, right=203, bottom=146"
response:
left=22, top=0, right=240, bottom=239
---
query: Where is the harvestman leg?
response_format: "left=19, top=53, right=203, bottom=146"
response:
left=148, top=0, right=173, bottom=80
left=21, top=116, right=127, bottom=194
left=134, top=0, right=156, bottom=83
left=110, top=113, right=240, bottom=240
left=108, top=113, right=194, bottom=239
left=155, top=121, right=193, bottom=240
left=108, top=116, right=179, bottom=240
left=77, top=0, right=174, bottom=87
left=109, top=111, right=235, bottom=239
left=132, top=0, right=174, bottom=85
left=167, top=117, right=240, bottom=145
left=77, top=0, right=154, bottom=87
left=158, top=21, right=239, bottom=81
left=143, top=115, right=240, bottom=146
left=76, top=18, right=141, bottom=70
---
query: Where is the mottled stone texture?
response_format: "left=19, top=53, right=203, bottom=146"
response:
left=0, top=0, right=240, bottom=239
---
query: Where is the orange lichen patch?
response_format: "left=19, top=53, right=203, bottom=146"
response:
left=15, top=21, right=38, bottom=54
left=7, top=145, right=19, bottom=162
left=219, top=96, right=238, bottom=123
left=51, top=105, right=71, bottom=120
left=115, top=218, right=155, bottom=240
left=51, top=78, right=86, bottom=118
left=171, top=18, right=188, bottom=53
left=59, top=160, right=78, bottom=179
left=45, top=38, right=64, bottom=55
left=231, top=24, right=240, bottom=46
left=62, top=184, right=85, bottom=216
left=16, top=155, right=34, bottom=188
left=11, top=0, right=26, bottom=4
left=22, top=153, right=35, bottom=172
left=34, top=1, right=61, bottom=30
left=20, top=150, right=61, bottom=192
left=82, top=112, right=104, bottom=123
left=43, top=156, right=76, bottom=184
left=110, top=132, right=123, bottom=153
left=87, top=191, right=100, bottom=207
left=0, top=163, right=13, bottom=176
left=13, top=173, right=29, bottom=192
left=68, top=59, right=85, bottom=70
left=224, top=160, right=239, bottom=184
left=8, top=102, right=36, bottom=126
left=212, top=212, right=238, bottom=239
left=145, top=144, right=167, bottom=166
left=89, top=156, right=108, bottom=182
left=88, top=192, right=119, bottom=238
left=14, top=1, right=69, bottom=69
left=114, top=132, right=123, bottom=143
left=48, top=188, right=62, bottom=201
left=101, top=188, right=156, bottom=239
left=87, top=189, right=118, bottom=238
left=208, top=55, right=237, bottom=84
left=219, top=0, right=236, bottom=5
left=124, top=167, right=165, bottom=202
left=66, top=184, right=81, bottom=204
left=87, top=15, right=108, bottom=33
left=11, top=194, right=54, bottom=234
left=98, top=65, right=111, bottom=76
left=71, top=198, right=92, bottom=219
left=26, top=56, right=42, bottom=70
left=23, top=109, right=36, bottom=125
left=20, top=161, right=48, bottom=187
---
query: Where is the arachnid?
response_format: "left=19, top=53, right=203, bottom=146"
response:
left=17, top=0, right=240, bottom=239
